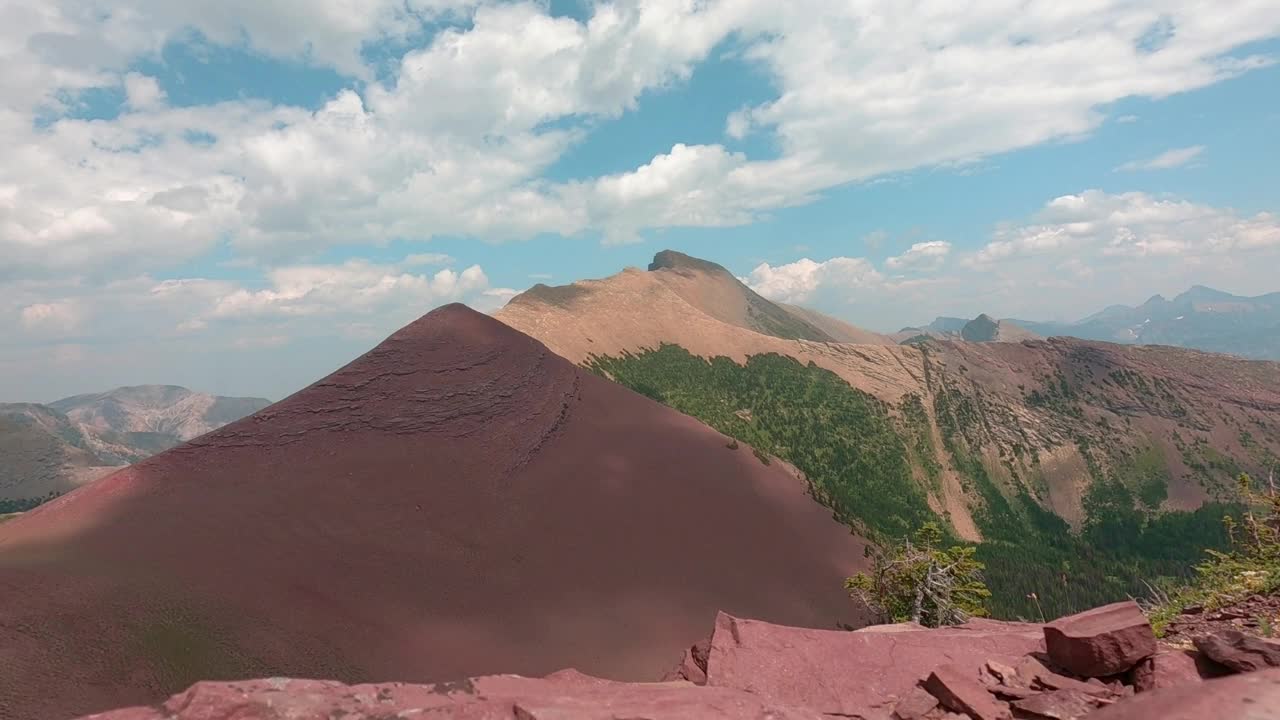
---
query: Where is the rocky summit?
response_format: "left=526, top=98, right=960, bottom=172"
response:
left=84, top=600, right=1278, bottom=720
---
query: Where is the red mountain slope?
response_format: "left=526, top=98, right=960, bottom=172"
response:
left=0, top=304, right=868, bottom=720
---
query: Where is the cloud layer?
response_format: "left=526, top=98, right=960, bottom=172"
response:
left=1116, top=145, right=1206, bottom=171
left=6, top=1, right=1279, bottom=275
left=747, top=190, right=1280, bottom=329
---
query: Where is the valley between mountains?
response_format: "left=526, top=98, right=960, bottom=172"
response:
left=496, top=251, right=1280, bottom=618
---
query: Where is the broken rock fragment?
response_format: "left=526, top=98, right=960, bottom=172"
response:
left=891, top=685, right=940, bottom=720
left=1192, top=629, right=1280, bottom=673
left=1011, top=688, right=1105, bottom=720
left=923, top=664, right=1012, bottom=720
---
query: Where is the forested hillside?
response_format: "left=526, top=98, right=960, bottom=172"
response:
left=589, top=344, right=1257, bottom=618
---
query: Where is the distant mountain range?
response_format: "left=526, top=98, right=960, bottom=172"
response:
left=0, top=386, right=270, bottom=503
left=896, top=314, right=1041, bottom=344
left=901, top=286, right=1280, bottom=360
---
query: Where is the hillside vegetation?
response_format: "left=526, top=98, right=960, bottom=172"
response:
left=589, top=344, right=1254, bottom=618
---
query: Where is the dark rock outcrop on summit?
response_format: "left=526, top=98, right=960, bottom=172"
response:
left=0, top=304, right=869, bottom=720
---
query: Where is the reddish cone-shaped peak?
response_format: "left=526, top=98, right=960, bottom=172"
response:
left=0, top=304, right=868, bottom=720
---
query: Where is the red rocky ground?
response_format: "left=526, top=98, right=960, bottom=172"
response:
left=85, top=600, right=1280, bottom=720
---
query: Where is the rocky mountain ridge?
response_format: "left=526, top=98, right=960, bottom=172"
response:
left=895, top=315, right=1040, bottom=344
left=497, top=252, right=1280, bottom=539
left=926, top=285, right=1280, bottom=361
left=495, top=251, right=1280, bottom=617
left=0, top=386, right=270, bottom=502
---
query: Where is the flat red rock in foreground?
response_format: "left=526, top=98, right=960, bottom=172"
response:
left=703, top=612, right=1043, bottom=717
left=0, top=304, right=869, bottom=720
left=80, top=619, right=1279, bottom=720
left=82, top=674, right=827, bottom=720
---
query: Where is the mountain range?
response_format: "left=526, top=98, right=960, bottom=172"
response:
left=5, top=251, right=1280, bottom=719
left=901, top=286, right=1280, bottom=360
left=497, top=250, right=1280, bottom=616
left=0, top=386, right=270, bottom=506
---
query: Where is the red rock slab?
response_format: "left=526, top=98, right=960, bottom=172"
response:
left=1014, top=656, right=1113, bottom=697
left=0, top=305, right=871, bottom=720
left=1044, top=600, right=1156, bottom=677
left=705, top=612, right=1043, bottom=717
left=923, top=664, right=1012, bottom=720
left=1129, top=645, right=1228, bottom=692
left=1088, top=666, right=1280, bottom=719
left=1010, top=688, right=1102, bottom=719
left=80, top=673, right=827, bottom=720
left=892, top=685, right=940, bottom=719
left=1193, top=630, right=1280, bottom=673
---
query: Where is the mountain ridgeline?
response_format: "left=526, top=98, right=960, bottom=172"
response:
left=0, top=386, right=271, bottom=504
left=496, top=251, right=1280, bottom=619
left=905, top=286, right=1280, bottom=361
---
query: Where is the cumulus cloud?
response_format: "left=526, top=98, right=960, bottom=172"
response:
left=208, top=260, right=489, bottom=320
left=123, top=73, right=165, bottom=109
left=741, top=190, right=1280, bottom=330
left=743, top=257, right=884, bottom=304
left=19, top=301, right=82, bottom=333
left=971, top=190, right=1280, bottom=267
left=1116, top=145, right=1205, bottom=171
left=3, top=0, right=1277, bottom=279
left=886, top=241, right=952, bottom=271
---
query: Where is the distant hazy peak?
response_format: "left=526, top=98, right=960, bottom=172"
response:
left=960, top=314, right=1000, bottom=342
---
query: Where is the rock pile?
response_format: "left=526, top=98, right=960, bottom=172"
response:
left=83, top=600, right=1280, bottom=720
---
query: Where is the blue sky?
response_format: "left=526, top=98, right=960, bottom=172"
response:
left=2, top=1, right=1279, bottom=401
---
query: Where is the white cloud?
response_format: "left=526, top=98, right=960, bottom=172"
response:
left=971, top=190, right=1280, bottom=266
left=1116, top=145, right=1205, bottom=171
left=19, top=301, right=81, bottom=333
left=477, top=287, right=521, bottom=313
left=401, top=253, right=455, bottom=267
left=0, top=257, right=496, bottom=400
left=720, top=0, right=1279, bottom=197
left=3, top=0, right=1277, bottom=281
left=886, top=241, right=952, bottom=271
left=123, top=72, right=165, bottom=109
left=740, top=190, right=1280, bottom=330
left=1116, top=115, right=1140, bottom=123
left=744, top=257, right=884, bottom=304
left=209, top=259, right=489, bottom=320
